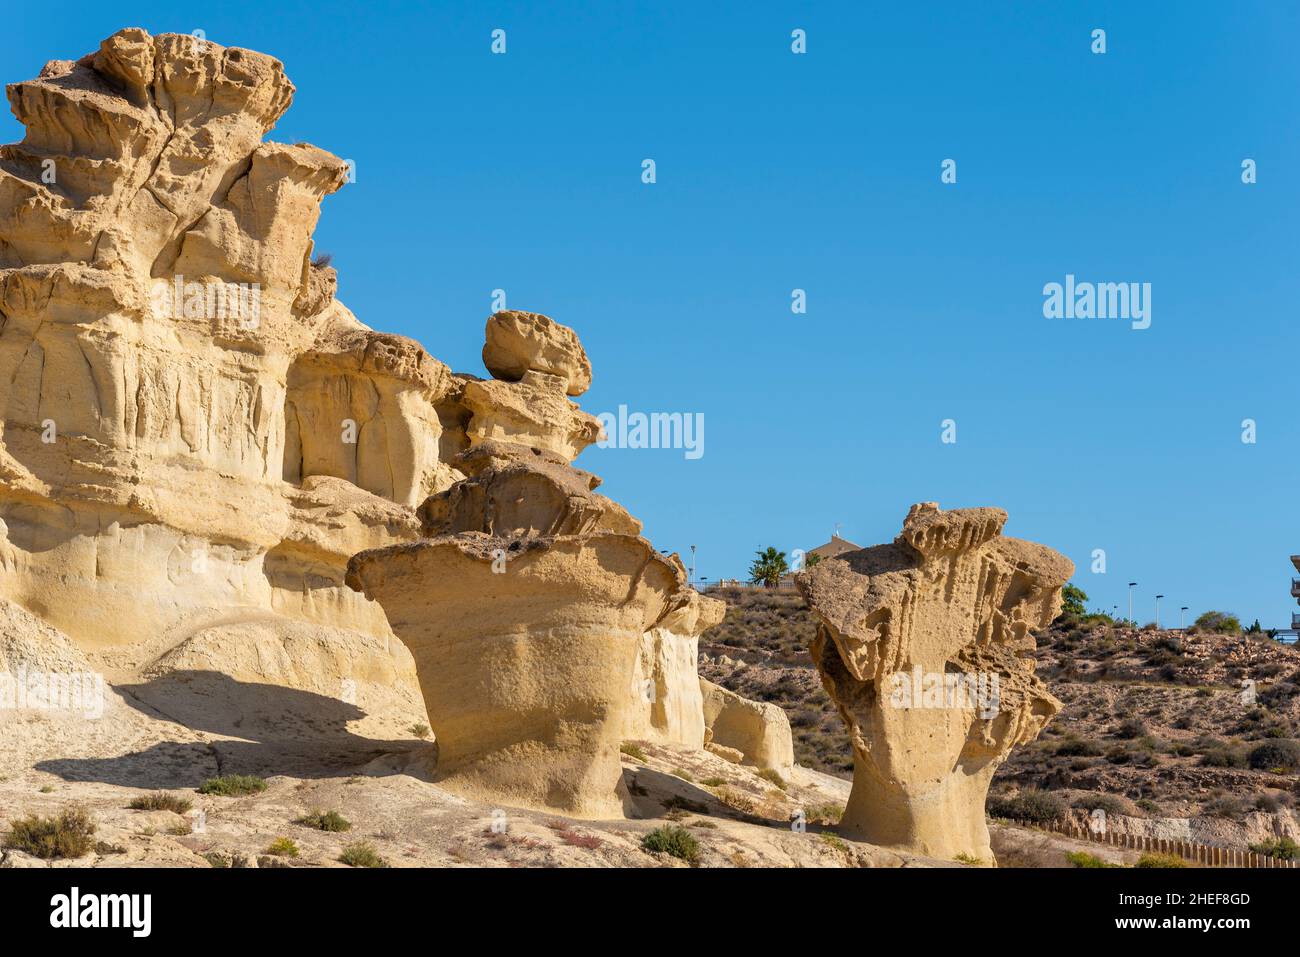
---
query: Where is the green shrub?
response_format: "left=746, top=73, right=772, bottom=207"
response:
left=407, top=723, right=431, bottom=739
left=1071, top=793, right=1128, bottom=816
left=4, top=808, right=95, bottom=859
left=1202, top=793, right=1249, bottom=818
left=1249, top=837, right=1299, bottom=860
left=804, top=803, right=843, bottom=825
left=1193, top=611, right=1241, bottom=635
left=1055, top=738, right=1102, bottom=757
left=1113, top=718, right=1147, bottom=740
left=758, top=768, right=787, bottom=790
left=297, top=808, right=351, bottom=832
left=264, top=837, right=299, bottom=857
left=1136, top=852, right=1188, bottom=868
left=1248, top=740, right=1300, bottom=771
left=619, top=742, right=647, bottom=762
left=641, top=825, right=700, bottom=864
left=1066, top=851, right=1116, bottom=868
left=198, top=774, right=267, bottom=797
left=986, top=790, right=1065, bottom=824
left=338, top=841, right=387, bottom=868
left=1199, top=744, right=1247, bottom=769
left=128, top=792, right=193, bottom=814
left=819, top=832, right=851, bottom=856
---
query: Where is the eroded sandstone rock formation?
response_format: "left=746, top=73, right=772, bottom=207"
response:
left=796, top=503, right=1071, bottom=861
left=347, top=441, right=726, bottom=817
left=700, top=678, right=795, bottom=772
left=0, top=31, right=601, bottom=675
left=0, top=27, right=769, bottom=822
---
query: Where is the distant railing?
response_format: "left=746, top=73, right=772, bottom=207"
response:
left=695, top=580, right=799, bottom=594
left=1037, top=819, right=1297, bottom=868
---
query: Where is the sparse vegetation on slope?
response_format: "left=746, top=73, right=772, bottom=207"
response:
left=199, top=775, right=268, bottom=797
left=4, top=807, right=96, bottom=859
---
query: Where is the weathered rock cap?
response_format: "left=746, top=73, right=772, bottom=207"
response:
left=483, top=310, right=592, bottom=396
left=416, top=440, right=640, bottom=539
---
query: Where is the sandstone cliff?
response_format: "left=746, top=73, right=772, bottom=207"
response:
left=0, top=29, right=758, bottom=826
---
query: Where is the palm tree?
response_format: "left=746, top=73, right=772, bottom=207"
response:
left=748, top=547, right=789, bottom=589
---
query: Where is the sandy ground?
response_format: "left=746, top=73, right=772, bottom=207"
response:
left=1, top=670, right=951, bottom=868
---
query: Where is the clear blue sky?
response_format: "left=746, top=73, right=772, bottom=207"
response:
left=4, top=2, right=1298, bottom=626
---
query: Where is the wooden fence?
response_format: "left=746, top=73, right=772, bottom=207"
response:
left=1040, top=819, right=1297, bottom=868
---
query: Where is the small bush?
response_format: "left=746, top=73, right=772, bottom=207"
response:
left=338, top=841, right=388, bottom=868
left=1066, top=851, right=1116, bottom=868
left=1248, top=740, right=1300, bottom=771
left=804, top=803, right=843, bottom=825
left=1249, top=837, right=1299, bottom=860
left=672, top=768, right=694, bottom=783
left=641, top=825, right=700, bottom=864
left=701, top=776, right=727, bottom=788
left=198, top=775, right=267, bottom=797
left=1071, top=793, right=1128, bottom=816
left=128, top=792, right=193, bottom=814
left=758, top=768, right=787, bottom=791
left=1199, top=745, right=1247, bottom=769
left=297, top=808, right=352, bottom=832
left=1113, top=718, right=1147, bottom=740
left=986, top=790, right=1065, bottom=824
left=1136, top=852, right=1188, bottom=868
left=4, top=808, right=95, bottom=859
left=620, top=742, right=647, bottom=762
left=1055, top=737, right=1102, bottom=757
left=264, top=837, right=299, bottom=857
left=407, top=723, right=431, bottom=739
left=1193, top=611, right=1241, bottom=635
left=819, top=831, right=851, bottom=856
left=1202, top=793, right=1249, bottom=818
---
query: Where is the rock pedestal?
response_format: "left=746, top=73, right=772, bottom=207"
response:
left=796, top=503, right=1072, bottom=860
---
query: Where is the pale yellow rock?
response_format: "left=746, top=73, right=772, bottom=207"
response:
left=347, top=446, right=709, bottom=818
left=624, top=591, right=726, bottom=748
left=483, top=310, right=592, bottom=396
left=700, top=678, right=795, bottom=771
left=460, top=371, right=601, bottom=462
left=796, top=502, right=1072, bottom=862
left=348, top=532, right=683, bottom=818
left=705, top=741, right=744, bottom=764
left=0, top=29, right=780, bottom=836
left=0, top=30, right=593, bottom=682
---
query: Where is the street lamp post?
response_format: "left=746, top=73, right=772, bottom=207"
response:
left=1155, top=594, right=1164, bottom=629
left=689, top=544, right=697, bottom=584
left=1128, top=582, right=1138, bottom=626
left=1180, top=606, right=1188, bottom=629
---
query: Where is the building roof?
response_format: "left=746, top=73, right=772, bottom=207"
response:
left=808, top=535, right=861, bottom=560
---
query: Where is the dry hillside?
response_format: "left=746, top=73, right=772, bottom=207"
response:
left=701, top=584, right=1300, bottom=852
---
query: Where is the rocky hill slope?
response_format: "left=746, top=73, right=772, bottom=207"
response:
left=702, top=585, right=1300, bottom=852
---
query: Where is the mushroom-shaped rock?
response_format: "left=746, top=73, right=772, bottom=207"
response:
left=795, top=502, right=1072, bottom=861
left=346, top=450, right=693, bottom=818
left=482, top=310, right=592, bottom=396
